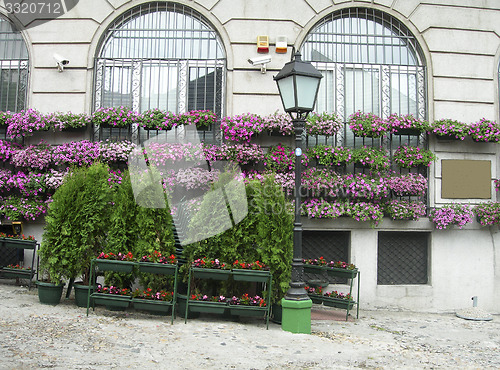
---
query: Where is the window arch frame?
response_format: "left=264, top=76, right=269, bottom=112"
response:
left=300, top=7, right=427, bottom=126
left=0, top=13, right=29, bottom=114
left=92, top=2, right=227, bottom=142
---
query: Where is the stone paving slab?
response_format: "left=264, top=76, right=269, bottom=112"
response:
left=0, top=281, right=498, bottom=369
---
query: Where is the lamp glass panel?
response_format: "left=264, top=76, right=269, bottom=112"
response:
left=296, top=75, right=320, bottom=110
left=277, top=76, right=296, bottom=110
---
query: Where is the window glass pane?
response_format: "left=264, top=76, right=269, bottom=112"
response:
left=0, top=17, right=28, bottom=112
left=141, top=63, right=178, bottom=111
left=95, top=3, right=225, bottom=121
left=345, top=67, right=380, bottom=117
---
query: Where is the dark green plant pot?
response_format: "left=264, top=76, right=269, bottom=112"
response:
left=138, top=262, right=176, bottom=275
left=271, top=303, right=282, bottom=324
left=73, top=282, right=95, bottom=308
left=37, top=281, right=65, bottom=305
left=188, top=301, right=227, bottom=314
left=132, top=298, right=172, bottom=315
left=192, top=268, right=230, bottom=281
left=96, top=260, right=135, bottom=273
left=231, top=269, right=271, bottom=282
left=228, top=305, right=267, bottom=317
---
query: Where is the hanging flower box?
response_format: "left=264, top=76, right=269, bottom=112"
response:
left=92, top=293, right=131, bottom=309
left=188, top=300, right=227, bottom=314
left=303, top=264, right=326, bottom=274
left=393, top=128, right=422, bottom=136
left=192, top=268, right=231, bottom=280
left=231, top=269, right=271, bottom=282
left=228, top=305, right=268, bottom=317
left=321, top=297, right=355, bottom=310
left=388, top=114, right=429, bottom=136
left=307, top=294, right=324, bottom=304
left=326, top=267, right=358, bottom=279
left=96, top=260, right=135, bottom=273
left=1, top=238, right=36, bottom=249
left=138, top=262, right=177, bottom=275
left=132, top=298, right=173, bottom=314
left=0, top=266, right=33, bottom=279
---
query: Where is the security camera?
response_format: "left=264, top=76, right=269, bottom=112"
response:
left=248, top=56, right=271, bottom=66
left=54, top=53, right=69, bottom=72
left=247, top=56, right=271, bottom=73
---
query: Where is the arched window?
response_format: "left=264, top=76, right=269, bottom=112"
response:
left=301, top=8, right=426, bottom=123
left=93, top=2, right=226, bottom=139
left=0, top=15, right=29, bottom=112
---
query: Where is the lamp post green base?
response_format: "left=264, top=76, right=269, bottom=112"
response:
left=281, top=298, right=312, bottom=334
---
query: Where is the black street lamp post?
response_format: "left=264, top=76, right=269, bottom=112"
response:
left=274, top=52, right=323, bottom=302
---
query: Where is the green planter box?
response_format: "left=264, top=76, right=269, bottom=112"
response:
left=308, top=295, right=323, bottom=304
left=326, top=267, right=358, bottom=279
left=231, top=269, right=270, bottom=282
left=132, top=298, right=172, bottom=314
left=96, top=260, right=135, bottom=273
left=191, top=268, right=230, bottom=281
left=322, top=297, right=354, bottom=310
left=188, top=300, right=227, bottom=314
left=303, top=265, right=326, bottom=274
left=228, top=305, right=268, bottom=317
left=92, top=293, right=131, bottom=309
left=138, top=262, right=176, bottom=275
left=1, top=238, right=36, bottom=250
left=0, top=267, right=33, bottom=279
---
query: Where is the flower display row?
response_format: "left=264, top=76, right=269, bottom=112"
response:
left=97, top=251, right=177, bottom=264
left=348, top=112, right=500, bottom=142
left=266, top=144, right=434, bottom=172
left=4, top=140, right=136, bottom=170
left=303, top=257, right=356, bottom=270
left=191, top=257, right=269, bottom=271
left=220, top=111, right=341, bottom=142
left=190, top=293, right=266, bottom=307
left=273, top=168, right=428, bottom=199
left=300, top=198, right=486, bottom=229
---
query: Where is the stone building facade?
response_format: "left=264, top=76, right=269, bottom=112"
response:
left=2, top=0, right=500, bottom=313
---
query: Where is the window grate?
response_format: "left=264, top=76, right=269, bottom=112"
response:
left=377, top=231, right=428, bottom=285
left=303, top=230, right=350, bottom=284
left=93, top=2, right=226, bottom=144
left=0, top=16, right=28, bottom=113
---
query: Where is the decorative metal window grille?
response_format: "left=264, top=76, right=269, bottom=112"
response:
left=303, top=230, right=350, bottom=284
left=0, top=16, right=29, bottom=113
left=93, top=2, right=225, bottom=143
left=301, top=7, right=426, bottom=148
left=377, top=231, right=429, bottom=285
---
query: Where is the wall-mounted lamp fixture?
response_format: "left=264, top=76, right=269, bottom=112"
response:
left=248, top=55, right=271, bottom=73
left=54, top=53, right=69, bottom=72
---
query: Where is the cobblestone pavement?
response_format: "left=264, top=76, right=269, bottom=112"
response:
left=0, top=282, right=498, bottom=369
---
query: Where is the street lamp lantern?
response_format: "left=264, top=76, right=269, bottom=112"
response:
left=274, top=52, right=323, bottom=119
left=274, top=52, right=322, bottom=334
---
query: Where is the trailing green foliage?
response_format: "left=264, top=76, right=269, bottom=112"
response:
left=40, top=162, right=115, bottom=283
left=104, top=171, right=175, bottom=289
left=182, top=175, right=293, bottom=304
